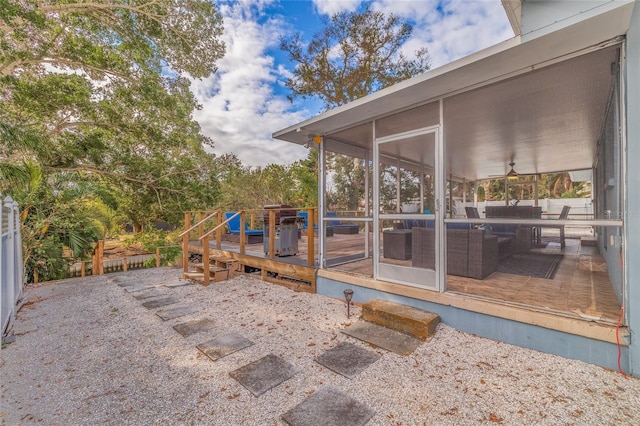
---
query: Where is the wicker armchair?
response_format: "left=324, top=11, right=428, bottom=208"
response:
left=411, top=228, right=498, bottom=279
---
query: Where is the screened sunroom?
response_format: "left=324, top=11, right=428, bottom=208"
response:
left=273, top=5, right=631, bottom=370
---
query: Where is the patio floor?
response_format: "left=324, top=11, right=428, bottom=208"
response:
left=198, top=230, right=621, bottom=325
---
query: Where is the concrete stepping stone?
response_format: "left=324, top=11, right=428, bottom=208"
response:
left=314, top=342, right=380, bottom=379
left=133, top=289, right=167, bottom=300
left=155, top=305, right=198, bottom=321
left=230, top=354, right=300, bottom=397
left=281, top=386, right=375, bottom=426
left=12, top=322, right=38, bottom=336
left=164, top=281, right=192, bottom=288
left=141, top=296, right=179, bottom=310
left=196, top=333, right=253, bottom=361
left=125, top=285, right=157, bottom=293
left=172, top=318, right=216, bottom=337
left=115, top=280, right=139, bottom=287
left=341, top=321, right=421, bottom=356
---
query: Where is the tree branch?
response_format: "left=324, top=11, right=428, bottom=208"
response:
left=43, top=165, right=189, bottom=194
left=39, top=1, right=193, bottom=47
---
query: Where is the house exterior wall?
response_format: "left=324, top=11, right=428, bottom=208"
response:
left=316, top=276, right=627, bottom=371
left=624, top=3, right=640, bottom=376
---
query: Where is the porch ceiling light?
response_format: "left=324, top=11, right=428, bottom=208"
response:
left=506, top=162, right=518, bottom=179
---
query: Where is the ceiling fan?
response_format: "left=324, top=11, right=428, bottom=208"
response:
left=486, top=161, right=519, bottom=179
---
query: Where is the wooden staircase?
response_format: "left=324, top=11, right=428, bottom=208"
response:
left=184, top=256, right=239, bottom=286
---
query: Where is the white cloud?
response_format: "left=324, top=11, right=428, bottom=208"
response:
left=374, top=0, right=514, bottom=68
left=191, top=0, right=514, bottom=168
left=192, top=0, right=309, bottom=167
left=312, top=0, right=361, bottom=15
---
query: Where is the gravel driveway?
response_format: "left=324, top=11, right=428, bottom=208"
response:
left=1, top=267, right=639, bottom=425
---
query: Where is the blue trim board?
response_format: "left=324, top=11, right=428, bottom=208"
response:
left=318, top=276, right=629, bottom=373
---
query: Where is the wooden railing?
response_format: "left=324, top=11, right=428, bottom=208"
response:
left=180, top=208, right=318, bottom=285
left=66, top=243, right=181, bottom=280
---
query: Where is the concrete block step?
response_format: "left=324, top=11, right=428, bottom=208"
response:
left=361, top=300, right=440, bottom=341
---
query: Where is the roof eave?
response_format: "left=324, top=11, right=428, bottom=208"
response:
left=501, top=0, right=523, bottom=36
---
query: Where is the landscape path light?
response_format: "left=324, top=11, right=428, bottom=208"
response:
left=343, top=289, right=354, bottom=318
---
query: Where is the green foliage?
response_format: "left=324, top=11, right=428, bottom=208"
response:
left=327, top=154, right=365, bottom=212
left=479, top=172, right=591, bottom=202
left=1, top=0, right=225, bottom=79
left=214, top=153, right=311, bottom=211
left=1, top=1, right=227, bottom=280
left=289, top=149, right=319, bottom=207
left=10, top=166, right=103, bottom=283
left=128, top=228, right=181, bottom=267
left=127, top=228, right=180, bottom=252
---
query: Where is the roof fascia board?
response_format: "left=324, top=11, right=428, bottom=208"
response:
left=501, top=0, right=522, bottom=36
left=521, top=0, right=635, bottom=42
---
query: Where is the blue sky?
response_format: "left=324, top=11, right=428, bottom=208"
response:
left=191, top=0, right=514, bottom=167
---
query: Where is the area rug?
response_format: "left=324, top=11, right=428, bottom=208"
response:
left=497, top=253, right=563, bottom=279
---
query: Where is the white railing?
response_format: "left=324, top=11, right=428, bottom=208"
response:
left=1, top=195, right=24, bottom=335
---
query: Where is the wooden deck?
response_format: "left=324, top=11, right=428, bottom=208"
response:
left=187, top=232, right=621, bottom=326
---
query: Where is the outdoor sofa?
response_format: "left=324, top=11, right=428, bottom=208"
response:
left=411, top=227, right=498, bottom=279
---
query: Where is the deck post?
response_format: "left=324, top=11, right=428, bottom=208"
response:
left=123, top=256, right=128, bottom=272
left=269, top=210, right=276, bottom=259
left=183, top=212, right=191, bottom=277
left=92, top=249, right=98, bottom=278
left=155, top=248, right=160, bottom=267
left=81, top=261, right=85, bottom=277
left=97, top=240, right=104, bottom=275
left=203, top=235, right=210, bottom=286
left=240, top=211, right=246, bottom=253
left=216, top=211, right=222, bottom=250
left=307, top=208, right=315, bottom=266
left=198, top=211, right=204, bottom=238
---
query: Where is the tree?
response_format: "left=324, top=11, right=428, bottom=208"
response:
left=280, top=6, right=430, bottom=213
left=4, top=159, right=103, bottom=282
left=280, top=5, right=430, bottom=110
left=1, top=1, right=226, bottom=281
left=289, top=149, right=319, bottom=208
left=327, top=154, right=365, bottom=212
left=1, top=0, right=225, bottom=79
left=1, top=0, right=226, bottom=213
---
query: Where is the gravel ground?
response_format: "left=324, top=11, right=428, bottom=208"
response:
left=1, top=267, right=639, bottom=425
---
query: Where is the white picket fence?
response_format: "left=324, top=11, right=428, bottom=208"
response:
left=454, top=198, right=594, bottom=219
left=1, top=195, right=24, bottom=335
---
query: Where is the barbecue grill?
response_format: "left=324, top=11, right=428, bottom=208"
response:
left=263, top=205, right=304, bottom=256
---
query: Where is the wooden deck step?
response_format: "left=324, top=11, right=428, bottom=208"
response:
left=192, top=262, right=227, bottom=272
left=362, top=300, right=440, bottom=341
left=186, top=263, right=230, bottom=284
left=184, top=272, right=205, bottom=281
left=210, top=256, right=239, bottom=271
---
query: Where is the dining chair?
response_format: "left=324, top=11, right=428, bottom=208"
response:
left=465, top=207, right=481, bottom=219
left=540, top=206, right=570, bottom=248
